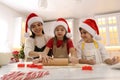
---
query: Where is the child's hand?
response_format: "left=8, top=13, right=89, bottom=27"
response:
left=112, top=56, right=119, bottom=65
left=105, top=57, right=119, bottom=65
left=87, top=59, right=96, bottom=65
left=42, top=58, right=53, bottom=65
left=40, top=53, right=49, bottom=63
left=69, top=57, right=79, bottom=64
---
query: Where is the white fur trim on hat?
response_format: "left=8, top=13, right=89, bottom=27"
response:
left=24, top=32, right=30, bottom=38
left=94, top=34, right=101, bottom=40
left=28, top=17, right=44, bottom=28
left=54, top=21, right=68, bottom=31
left=66, top=33, right=72, bottom=38
left=80, top=23, right=101, bottom=40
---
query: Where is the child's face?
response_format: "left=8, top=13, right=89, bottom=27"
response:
left=54, top=25, right=66, bottom=39
left=31, top=22, right=43, bottom=36
left=80, top=28, right=93, bottom=42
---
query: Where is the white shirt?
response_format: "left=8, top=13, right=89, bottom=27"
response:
left=24, top=34, right=51, bottom=57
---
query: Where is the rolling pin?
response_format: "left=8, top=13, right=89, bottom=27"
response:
left=43, top=58, right=68, bottom=66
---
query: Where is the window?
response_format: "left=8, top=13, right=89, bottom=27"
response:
left=96, top=15, right=120, bottom=46
left=0, top=17, right=22, bottom=52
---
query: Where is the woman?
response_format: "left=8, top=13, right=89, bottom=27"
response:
left=24, top=13, right=52, bottom=62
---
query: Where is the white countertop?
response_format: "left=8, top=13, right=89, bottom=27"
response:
left=0, top=62, right=120, bottom=80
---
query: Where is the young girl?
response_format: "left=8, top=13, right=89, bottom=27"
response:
left=36, top=18, right=78, bottom=64
left=76, top=19, right=119, bottom=65
left=24, top=13, right=52, bottom=62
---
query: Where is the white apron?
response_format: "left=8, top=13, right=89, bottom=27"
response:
left=81, top=41, right=103, bottom=64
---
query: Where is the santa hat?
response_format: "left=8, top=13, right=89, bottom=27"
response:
left=54, top=18, right=72, bottom=38
left=79, top=19, right=101, bottom=40
left=24, top=13, right=44, bottom=37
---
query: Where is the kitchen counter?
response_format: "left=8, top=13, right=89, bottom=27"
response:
left=0, top=62, right=120, bottom=80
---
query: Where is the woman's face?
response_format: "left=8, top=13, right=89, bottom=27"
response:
left=30, top=22, right=43, bottom=36
left=80, top=28, right=93, bottom=42
left=54, top=25, right=66, bottom=40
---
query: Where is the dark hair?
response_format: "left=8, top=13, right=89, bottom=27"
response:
left=79, top=27, right=82, bottom=31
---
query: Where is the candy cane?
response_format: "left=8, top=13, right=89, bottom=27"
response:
left=1, top=71, right=49, bottom=80
left=1, top=71, right=17, bottom=80
left=12, top=72, right=25, bottom=80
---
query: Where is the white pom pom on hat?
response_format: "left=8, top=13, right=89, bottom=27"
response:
left=24, top=13, right=44, bottom=37
left=79, top=19, right=101, bottom=40
left=54, top=18, right=72, bottom=38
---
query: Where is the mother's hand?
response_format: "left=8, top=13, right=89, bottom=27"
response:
left=39, top=52, right=50, bottom=63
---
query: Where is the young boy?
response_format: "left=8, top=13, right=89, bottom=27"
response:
left=76, top=19, right=119, bottom=65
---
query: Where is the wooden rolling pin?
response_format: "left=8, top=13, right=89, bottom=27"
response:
left=43, top=58, right=69, bottom=66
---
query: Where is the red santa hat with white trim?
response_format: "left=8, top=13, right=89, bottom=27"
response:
left=54, top=18, right=72, bottom=38
left=79, top=19, right=101, bottom=40
left=24, top=13, right=44, bottom=37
